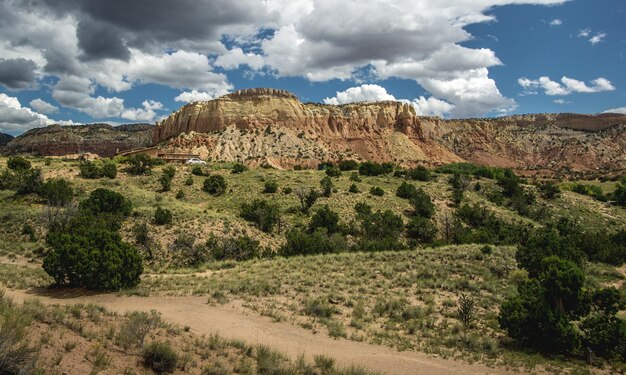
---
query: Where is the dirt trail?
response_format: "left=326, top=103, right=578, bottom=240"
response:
left=7, top=289, right=513, bottom=375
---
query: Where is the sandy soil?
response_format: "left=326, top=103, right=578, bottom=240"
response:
left=6, top=289, right=514, bottom=375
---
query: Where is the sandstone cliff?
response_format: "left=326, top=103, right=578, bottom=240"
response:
left=153, top=88, right=626, bottom=172
left=6, top=123, right=153, bottom=157
left=154, top=88, right=459, bottom=167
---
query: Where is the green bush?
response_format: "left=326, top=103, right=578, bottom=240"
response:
left=185, top=175, right=194, bottom=185
left=349, top=172, right=361, bottom=182
left=451, top=187, right=464, bottom=207
left=231, top=163, right=247, bottom=174
left=338, top=160, right=359, bottom=171
left=79, top=160, right=102, bottom=179
left=191, top=165, right=208, bottom=176
left=280, top=228, right=347, bottom=257
left=176, top=190, right=185, bottom=200
left=295, top=188, right=319, bottom=213
left=142, top=341, right=178, bottom=373
left=325, top=166, right=342, bottom=177
left=44, top=223, right=143, bottom=291
left=162, top=166, right=176, bottom=179
left=263, top=180, right=278, bottom=193
left=79, top=188, right=132, bottom=217
left=40, top=178, right=74, bottom=206
left=613, top=176, right=626, bottom=206
left=309, top=205, right=340, bottom=234
left=410, top=188, right=434, bottom=218
left=159, top=173, right=172, bottom=192
left=349, top=183, right=359, bottom=193
left=537, top=181, right=560, bottom=199
left=282, top=186, right=293, bottom=194
left=7, top=156, right=31, bottom=171
left=203, top=175, right=227, bottom=195
left=13, top=168, right=43, bottom=195
left=396, top=181, right=416, bottom=199
left=240, top=199, right=280, bottom=233
left=358, top=161, right=394, bottom=176
left=320, top=176, right=333, bottom=197
left=370, top=186, right=384, bottom=196
left=21, top=223, right=36, bottom=241
left=406, top=166, right=431, bottom=181
left=406, top=216, right=437, bottom=244
left=205, top=234, right=261, bottom=261
left=126, top=154, right=157, bottom=175
left=101, top=159, right=117, bottom=179
left=154, top=207, right=172, bottom=225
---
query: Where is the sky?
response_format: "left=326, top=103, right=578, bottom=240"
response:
left=0, top=0, right=624, bottom=135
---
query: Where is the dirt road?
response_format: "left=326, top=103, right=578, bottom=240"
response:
left=7, top=289, right=512, bottom=375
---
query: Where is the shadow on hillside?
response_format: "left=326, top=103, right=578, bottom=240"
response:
left=20, top=286, right=105, bottom=299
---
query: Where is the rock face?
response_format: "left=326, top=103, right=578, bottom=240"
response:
left=5, top=123, right=153, bottom=157
left=153, top=88, right=626, bottom=172
left=154, top=88, right=459, bottom=167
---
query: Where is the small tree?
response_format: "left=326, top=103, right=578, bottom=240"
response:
left=309, top=205, right=340, bottom=234
left=406, top=166, right=431, bottom=181
left=410, top=188, right=435, bottom=218
left=370, top=186, right=384, bottom=196
left=154, top=207, right=172, bottom=225
left=612, top=176, right=626, bottom=206
left=263, top=180, right=278, bottom=193
left=231, top=163, right=247, bottom=174
left=349, top=183, right=359, bottom=193
left=203, top=175, right=227, bottom=196
left=126, top=154, right=155, bottom=175
left=7, top=156, right=31, bottom=171
left=325, top=166, right=342, bottom=177
left=406, top=216, right=437, bottom=243
left=240, top=199, right=280, bottom=233
left=40, top=178, right=74, bottom=207
left=79, top=188, right=132, bottom=217
left=101, top=159, right=117, bottom=179
left=396, top=181, right=417, bottom=199
left=320, top=176, right=333, bottom=197
left=159, top=173, right=172, bottom=192
left=457, top=293, right=476, bottom=329
left=191, top=165, right=208, bottom=176
left=338, top=160, right=359, bottom=171
left=296, top=187, right=319, bottom=213
left=79, top=160, right=102, bottom=179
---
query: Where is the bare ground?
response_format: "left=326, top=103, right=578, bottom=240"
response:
left=7, top=288, right=514, bottom=375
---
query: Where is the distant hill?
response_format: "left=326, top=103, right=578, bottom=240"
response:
left=4, top=123, right=153, bottom=157
left=0, top=132, right=14, bottom=147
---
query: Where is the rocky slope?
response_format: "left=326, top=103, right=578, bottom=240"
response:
left=154, top=88, right=626, bottom=172
left=155, top=88, right=459, bottom=167
left=5, top=123, right=153, bottom=157
left=0, top=132, right=13, bottom=147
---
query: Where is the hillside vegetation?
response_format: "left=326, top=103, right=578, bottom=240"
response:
left=0, top=155, right=625, bottom=373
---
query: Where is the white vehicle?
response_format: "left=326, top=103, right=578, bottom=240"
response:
left=185, top=158, right=207, bottom=165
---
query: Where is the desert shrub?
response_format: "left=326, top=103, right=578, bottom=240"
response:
left=349, top=172, right=361, bottom=182
left=282, top=186, right=293, bottom=194
left=451, top=187, right=464, bottom=207
left=154, top=207, right=172, bottom=225
left=206, top=234, right=261, bottom=261
left=125, top=154, right=158, bottom=175
left=159, top=173, right=172, bottom=192
left=358, top=161, right=394, bottom=176
left=303, top=297, right=338, bottom=318
left=240, top=199, right=280, bottom=233
left=410, top=188, right=434, bottom=218
left=406, top=216, right=437, bottom=244
left=203, top=175, right=227, bottom=196
left=176, top=190, right=185, bottom=200
left=406, top=166, right=431, bottom=181
left=143, top=341, right=178, bottom=373
left=231, top=163, right=247, bottom=174
left=191, top=165, right=209, bottom=176
left=6, top=168, right=43, bottom=195
left=453, top=203, right=529, bottom=245
left=44, top=222, right=142, bottom=290
left=79, top=160, right=102, bottom=179
left=537, top=181, right=560, bottom=199
left=7, top=156, right=31, bottom=171
left=79, top=188, right=132, bottom=217
left=457, top=293, right=476, bottom=328
left=162, top=166, right=176, bottom=179
left=499, top=257, right=586, bottom=353
left=325, top=166, right=342, bottom=177
left=185, top=175, right=194, bottom=186
left=356, top=205, right=405, bottom=251
left=280, top=228, right=348, bottom=256
left=370, top=186, right=384, bottom=196
left=613, top=176, right=626, bottom=206
left=21, top=223, right=36, bottom=241
left=349, top=183, right=359, bottom=193
left=309, top=205, right=340, bottom=234
left=40, top=178, right=74, bottom=206
left=320, top=176, right=333, bottom=197
left=133, top=223, right=149, bottom=245
left=0, top=294, right=38, bottom=374
left=436, top=162, right=508, bottom=180
left=449, top=173, right=471, bottom=190
left=116, top=311, right=161, bottom=349
left=338, top=160, right=359, bottom=171
left=263, top=180, right=278, bottom=193
left=295, top=187, right=319, bottom=213
left=571, top=183, right=606, bottom=201
left=396, top=181, right=417, bottom=199
left=101, top=159, right=117, bottom=179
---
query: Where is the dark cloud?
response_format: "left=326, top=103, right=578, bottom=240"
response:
left=77, top=19, right=130, bottom=61
left=0, top=58, right=37, bottom=89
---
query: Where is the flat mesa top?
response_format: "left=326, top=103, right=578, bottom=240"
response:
left=224, top=88, right=297, bottom=99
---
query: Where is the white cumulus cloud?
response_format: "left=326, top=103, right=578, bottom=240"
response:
left=29, top=98, right=58, bottom=114
left=519, top=76, right=615, bottom=96
left=174, top=90, right=220, bottom=103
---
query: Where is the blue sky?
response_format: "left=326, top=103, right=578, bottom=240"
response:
left=0, top=0, right=624, bottom=135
